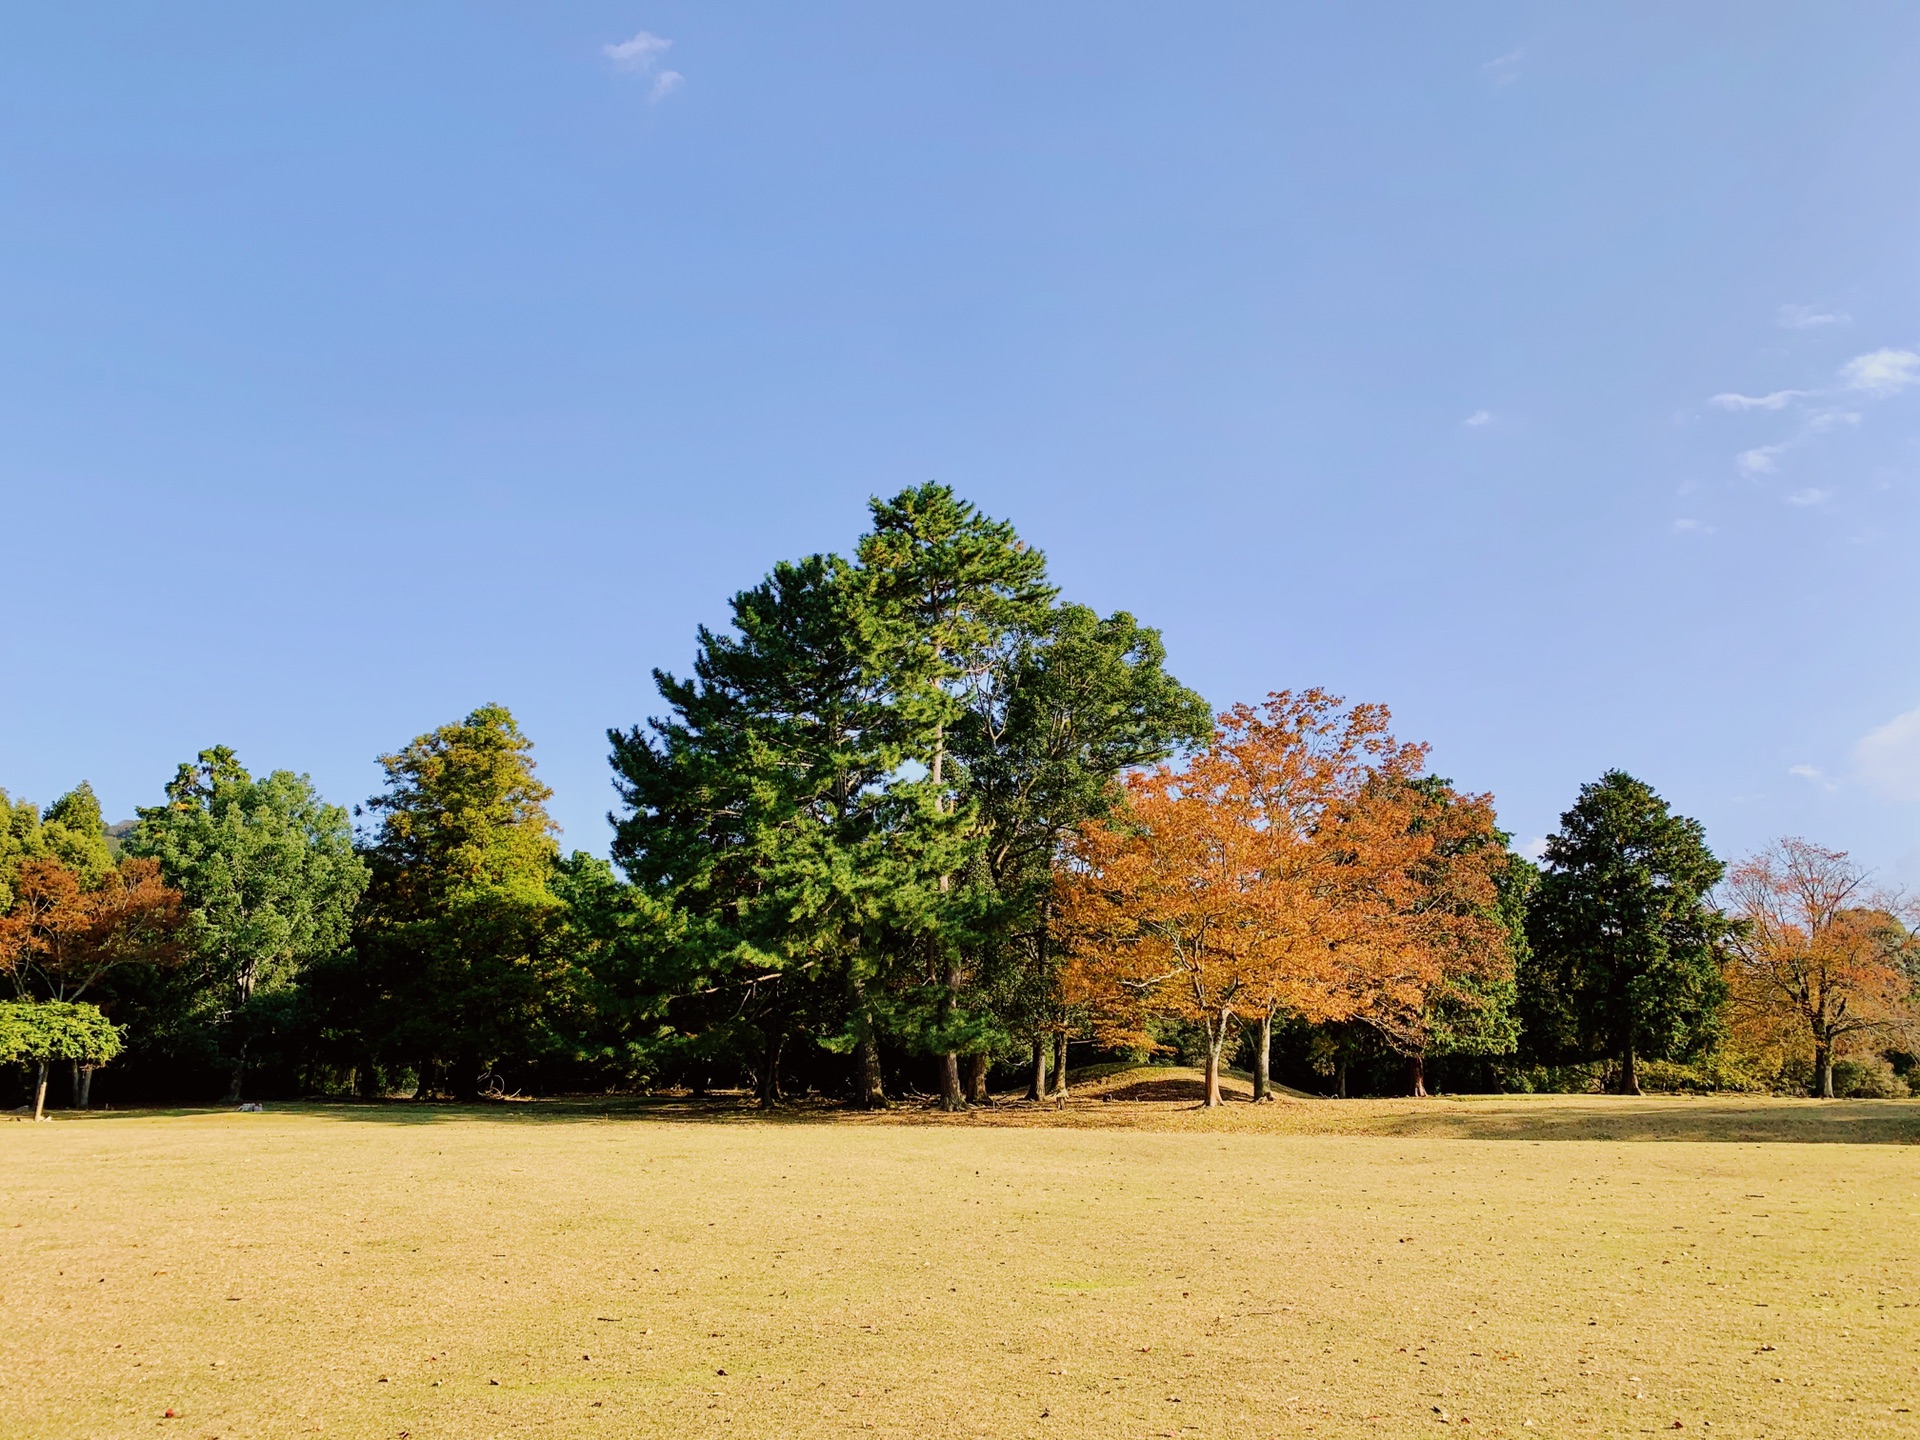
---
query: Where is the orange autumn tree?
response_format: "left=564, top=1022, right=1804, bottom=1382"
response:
left=1326, top=775, right=1513, bottom=1096
left=0, top=855, right=185, bottom=1005
left=1217, top=694, right=1432, bottom=1101
left=1057, top=690, right=1427, bottom=1107
left=1, top=855, right=186, bottom=1107
left=1724, top=838, right=1920, bottom=1098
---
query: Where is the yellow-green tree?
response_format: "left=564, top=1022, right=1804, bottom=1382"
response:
left=353, top=704, right=566, bottom=1098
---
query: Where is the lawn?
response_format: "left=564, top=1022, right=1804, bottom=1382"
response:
left=4, top=1081, right=1917, bottom=1439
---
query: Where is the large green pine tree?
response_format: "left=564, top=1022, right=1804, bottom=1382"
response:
left=1524, top=770, right=1732, bottom=1094
left=609, top=550, right=965, bottom=1106
left=857, top=484, right=1057, bottom=1108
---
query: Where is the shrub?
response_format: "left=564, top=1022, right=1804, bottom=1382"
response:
left=1831, top=1055, right=1909, bottom=1099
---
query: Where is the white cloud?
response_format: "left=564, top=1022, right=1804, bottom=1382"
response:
left=1672, top=517, right=1713, bottom=535
left=1777, top=304, right=1850, bottom=330
left=1710, top=389, right=1805, bottom=411
left=1785, top=487, right=1831, bottom=507
left=1854, top=705, right=1920, bottom=802
left=1482, top=49, right=1525, bottom=83
left=1736, top=445, right=1785, bottom=476
left=1521, top=836, right=1550, bottom=861
left=602, top=31, right=683, bottom=103
left=1806, top=408, right=1860, bottom=433
left=1788, top=763, right=1839, bottom=793
left=1839, top=348, right=1920, bottom=398
left=604, top=30, right=672, bottom=70
left=1463, top=409, right=1492, bottom=427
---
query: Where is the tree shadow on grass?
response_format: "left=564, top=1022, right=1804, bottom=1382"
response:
left=52, top=1093, right=1920, bottom=1144
left=1362, top=1096, right=1920, bottom=1145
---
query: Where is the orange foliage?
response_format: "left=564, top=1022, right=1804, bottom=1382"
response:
left=0, top=855, right=186, bottom=1003
left=1724, top=838, right=1920, bottom=1097
left=1058, top=690, right=1485, bottom=1105
left=1327, top=776, right=1508, bottom=1070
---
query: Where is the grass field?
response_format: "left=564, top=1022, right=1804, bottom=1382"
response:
left=5, top=1074, right=1918, bottom=1439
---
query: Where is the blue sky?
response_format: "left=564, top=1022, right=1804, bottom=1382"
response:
left=3, top=4, right=1918, bottom=883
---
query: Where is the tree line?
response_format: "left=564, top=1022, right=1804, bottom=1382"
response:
left=5, top=487, right=1916, bottom=1114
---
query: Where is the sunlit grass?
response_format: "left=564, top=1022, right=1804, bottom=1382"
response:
left=4, top=1088, right=1916, bottom=1437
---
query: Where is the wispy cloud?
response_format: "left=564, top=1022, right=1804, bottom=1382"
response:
left=1481, top=48, right=1525, bottom=84
left=1777, top=303, right=1850, bottom=330
left=1672, top=517, right=1714, bottom=535
left=1839, top=348, right=1920, bottom=398
left=1710, top=389, right=1805, bottom=411
left=1521, top=836, right=1550, bottom=861
left=1785, top=487, right=1831, bottom=507
left=603, top=29, right=683, bottom=101
left=1710, top=346, right=1919, bottom=481
left=604, top=30, right=671, bottom=69
left=1854, top=705, right=1920, bottom=802
left=1463, top=409, right=1492, bottom=428
left=1788, top=763, right=1840, bottom=792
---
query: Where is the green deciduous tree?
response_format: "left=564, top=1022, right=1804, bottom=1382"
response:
left=130, top=747, right=368, bottom=1102
left=1, top=783, right=115, bottom=908
left=953, top=603, right=1211, bottom=1100
left=1525, top=770, right=1732, bottom=1094
left=0, top=790, right=40, bottom=913
left=0, top=999, right=122, bottom=1120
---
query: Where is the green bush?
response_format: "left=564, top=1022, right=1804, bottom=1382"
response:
left=1636, top=1053, right=1770, bottom=1094
left=1832, top=1056, right=1910, bottom=1099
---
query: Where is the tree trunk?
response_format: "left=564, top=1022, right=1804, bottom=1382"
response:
left=1618, top=1044, right=1641, bottom=1096
left=1407, top=1053, right=1427, bottom=1098
left=1049, top=1030, right=1069, bottom=1100
left=413, top=1059, right=434, bottom=1102
left=853, top=1033, right=886, bottom=1109
left=965, top=1053, right=991, bottom=1105
left=1813, top=1036, right=1834, bottom=1099
left=1252, top=1010, right=1274, bottom=1101
left=752, top=1029, right=783, bottom=1113
left=1202, top=1022, right=1226, bottom=1108
left=222, top=1039, right=249, bottom=1106
left=1334, top=1055, right=1348, bottom=1099
left=77, top=1064, right=94, bottom=1109
left=451, top=1052, right=479, bottom=1101
left=936, top=943, right=967, bottom=1111
left=68, top=1059, right=82, bottom=1108
left=33, top=1061, right=49, bottom=1121
left=937, top=1051, right=966, bottom=1110
left=1026, top=1033, right=1047, bottom=1101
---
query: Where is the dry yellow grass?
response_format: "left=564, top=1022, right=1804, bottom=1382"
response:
left=5, top=1082, right=1917, bottom=1438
